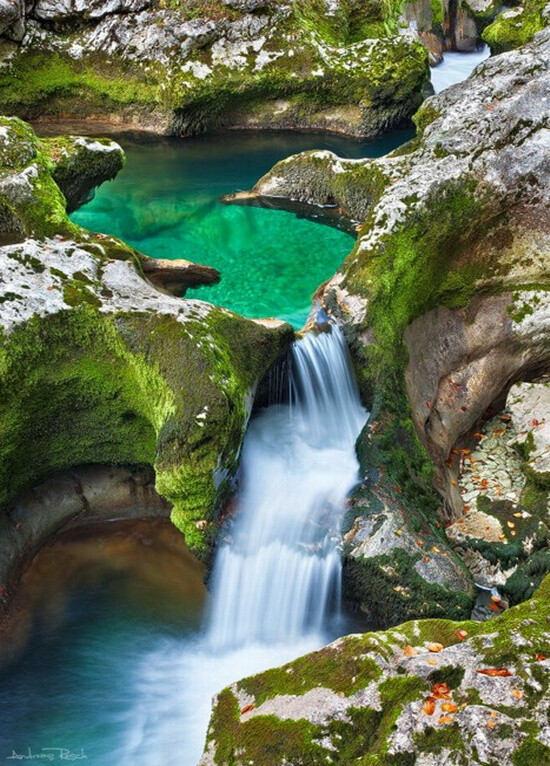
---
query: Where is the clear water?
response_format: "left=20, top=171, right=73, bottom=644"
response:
left=70, top=130, right=412, bottom=328
left=430, top=45, right=490, bottom=94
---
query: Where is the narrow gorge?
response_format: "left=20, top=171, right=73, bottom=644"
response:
left=0, top=1, right=549, bottom=764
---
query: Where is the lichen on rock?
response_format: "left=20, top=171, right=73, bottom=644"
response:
left=201, top=573, right=550, bottom=764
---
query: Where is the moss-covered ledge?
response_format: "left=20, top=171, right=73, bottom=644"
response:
left=200, top=574, right=550, bottom=765
left=0, top=2, right=430, bottom=138
left=0, top=115, right=294, bottom=585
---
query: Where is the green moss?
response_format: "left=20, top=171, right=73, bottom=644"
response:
left=343, top=545, right=474, bottom=626
left=413, top=100, right=441, bottom=134
left=207, top=689, right=328, bottom=766
left=0, top=298, right=291, bottom=556
left=239, top=635, right=382, bottom=704
left=482, top=0, right=548, bottom=53
left=204, top=577, right=550, bottom=763
left=512, top=738, right=550, bottom=765
left=0, top=53, right=161, bottom=113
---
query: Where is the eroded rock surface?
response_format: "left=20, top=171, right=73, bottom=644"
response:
left=0, top=115, right=293, bottom=612
left=201, top=575, right=550, bottom=764
left=244, top=30, right=550, bottom=624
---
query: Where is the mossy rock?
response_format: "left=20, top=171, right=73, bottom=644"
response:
left=201, top=575, right=550, bottom=764
left=482, top=0, right=549, bottom=53
left=0, top=5, right=430, bottom=138
left=0, top=116, right=294, bottom=560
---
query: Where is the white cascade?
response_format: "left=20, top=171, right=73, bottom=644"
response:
left=206, top=323, right=367, bottom=650
left=430, top=45, right=490, bottom=93
left=122, top=322, right=367, bottom=766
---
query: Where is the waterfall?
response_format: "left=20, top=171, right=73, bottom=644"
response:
left=430, top=45, right=490, bottom=93
left=122, top=322, right=367, bottom=765
left=207, top=324, right=367, bottom=650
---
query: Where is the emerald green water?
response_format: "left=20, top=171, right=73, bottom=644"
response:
left=70, top=130, right=412, bottom=327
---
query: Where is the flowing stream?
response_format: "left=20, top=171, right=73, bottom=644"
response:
left=430, top=45, right=490, bottom=93
left=120, top=323, right=367, bottom=764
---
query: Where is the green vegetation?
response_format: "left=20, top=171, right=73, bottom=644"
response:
left=483, top=0, right=549, bottom=53
left=204, top=576, right=550, bottom=763
left=0, top=116, right=293, bottom=555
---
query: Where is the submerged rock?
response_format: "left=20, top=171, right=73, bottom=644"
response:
left=201, top=574, right=550, bottom=764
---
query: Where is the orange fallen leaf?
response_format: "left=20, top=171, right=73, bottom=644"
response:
left=441, top=703, right=458, bottom=713
left=438, top=715, right=455, bottom=724
left=417, top=540, right=424, bottom=547
left=424, top=557, right=431, bottom=563
left=489, top=603, right=502, bottom=611
left=423, top=699, right=436, bottom=715
left=512, top=689, right=523, bottom=700
left=499, top=535, right=506, bottom=541
left=431, top=683, right=452, bottom=699
left=507, top=521, right=515, bottom=529
left=432, top=546, right=441, bottom=553
left=457, top=629, right=468, bottom=640
left=490, top=595, right=501, bottom=603
left=486, top=721, right=496, bottom=728
left=396, top=529, right=403, bottom=535
left=513, top=513, right=523, bottom=518
left=427, top=659, right=439, bottom=666
left=240, top=704, right=254, bottom=715
left=536, top=653, right=547, bottom=661
left=476, top=668, right=512, bottom=677
left=403, top=645, right=418, bottom=657
left=490, top=711, right=498, bottom=718
left=427, top=643, right=444, bottom=653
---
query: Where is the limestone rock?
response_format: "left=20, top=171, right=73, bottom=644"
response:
left=508, top=381, right=550, bottom=485
left=140, top=256, right=221, bottom=296
left=343, top=478, right=475, bottom=626
left=201, top=575, right=550, bottom=764
left=31, top=0, right=153, bottom=22
left=0, top=115, right=294, bottom=594
left=0, top=1, right=430, bottom=138
left=242, top=31, right=550, bottom=608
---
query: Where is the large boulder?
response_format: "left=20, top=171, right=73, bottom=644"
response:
left=483, top=0, right=550, bottom=52
left=0, top=2, right=430, bottom=138
left=201, top=574, right=550, bottom=764
left=235, top=30, right=550, bottom=620
left=0, top=116, right=293, bottom=612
